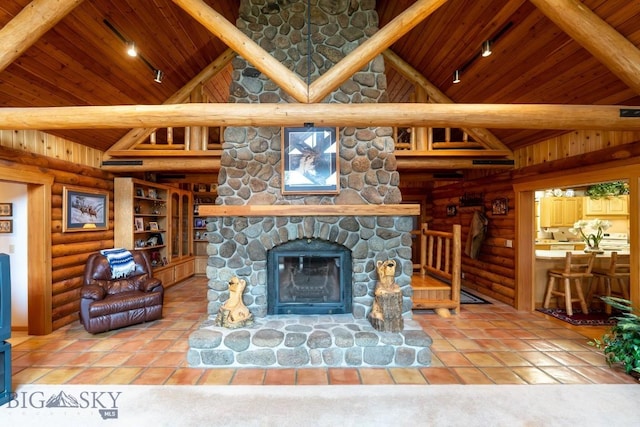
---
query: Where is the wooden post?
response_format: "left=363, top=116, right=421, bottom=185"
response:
left=167, top=127, right=173, bottom=145
left=414, top=87, right=428, bottom=151
left=451, top=224, right=462, bottom=314
left=189, top=85, right=203, bottom=151
left=420, top=222, right=428, bottom=276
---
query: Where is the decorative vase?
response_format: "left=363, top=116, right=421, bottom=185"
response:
left=584, top=245, right=604, bottom=254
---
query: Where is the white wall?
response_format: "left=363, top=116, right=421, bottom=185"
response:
left=0, top=182, right=28, bottom=328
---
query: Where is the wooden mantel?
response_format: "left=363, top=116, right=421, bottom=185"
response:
left=198, top=204, right=421, bottom=217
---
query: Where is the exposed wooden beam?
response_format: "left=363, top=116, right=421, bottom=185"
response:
left=100, top=155, right=506, bottom=173
left=396, top=157, right=513, bottom=170
left=107, top=150, right=221, bottom=157
left=105, top=48, right=235, bottom=158
left=382, top=49, right=511, bottom=153
left=307, top=0, right=449, bottom=103
left=395, top=150, right=512, bottom=157
left=0, top=0, right=84, bottom=73
left=171, top=0, right=309, bottom=103
left=2, top=103, right=640, bottom=130
left=101, top=157, right=219, bottom=172
left=530, top=0, right=640, bottom=95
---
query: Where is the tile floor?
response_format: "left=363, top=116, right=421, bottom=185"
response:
left=8, top=276, right=638, bottom=386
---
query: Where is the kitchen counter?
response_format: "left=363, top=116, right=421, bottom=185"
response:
left=536, top=249, right=629, bottom=260
left=535, top=241, right=585, bottom=250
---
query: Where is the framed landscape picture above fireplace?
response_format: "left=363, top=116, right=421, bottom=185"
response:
left=281, top=126, right=339, bottom=194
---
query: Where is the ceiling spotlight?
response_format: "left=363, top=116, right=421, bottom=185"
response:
left=481, top=40, right=492, bottom=57
left=127, top=41, right=137, bottom=57
left=153, top=69, right=164, bottom=83
left=453, top=69, right=461, bottom=84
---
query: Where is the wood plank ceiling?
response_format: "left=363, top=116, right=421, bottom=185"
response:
left=1, top=0, right=640, bottom=156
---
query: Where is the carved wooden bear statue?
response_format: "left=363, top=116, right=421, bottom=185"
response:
left=368, top=260, right=404, bottom=332
left=215, top=277, right=254, bottom=328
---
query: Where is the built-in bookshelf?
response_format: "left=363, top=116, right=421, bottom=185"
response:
left=114, top=177, right=194, bottom=287
left=192, top=183, right=217, bottom=275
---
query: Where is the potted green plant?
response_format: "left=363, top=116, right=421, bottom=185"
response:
left=590, top=296, right=640, bottom=378
left=586, top=181, right=629, bottom=199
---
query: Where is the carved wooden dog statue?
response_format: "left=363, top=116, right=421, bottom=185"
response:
left=368, top=259, right=404, bottom=332
left=215, top=277, right=254, bottom=328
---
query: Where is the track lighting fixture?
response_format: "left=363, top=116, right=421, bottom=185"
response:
left=453, top=70, right=461, bottom=84
left=153, top=69, right=164, bottom=83
left=481, top=40, right=492, bottom=57
left=104, top=19, right=164, bottom=83
left=126, top=41, right=137, bottom=57
left=450, top=22, right=513, bottom=87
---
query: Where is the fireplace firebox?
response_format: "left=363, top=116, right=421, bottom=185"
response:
left=267, top=239, right=352, bottom=315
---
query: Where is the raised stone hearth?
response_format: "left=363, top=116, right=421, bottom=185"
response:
left=188, top=314, right=432, bottom=368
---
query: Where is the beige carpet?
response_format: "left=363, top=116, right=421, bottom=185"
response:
left=1, top=384, right=638, bottom=426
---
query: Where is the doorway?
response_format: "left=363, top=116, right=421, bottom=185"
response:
left=532, top=182, right=629, bottom=309
left=514, top=164, right=639, bottom=312
left=0, top=182, right=28, bottom=329
left=0, top=165, right=53, bottom=335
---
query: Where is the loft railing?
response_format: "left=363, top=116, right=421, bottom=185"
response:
left=134, top=126, right=480, bottom=153
left=136, top=126, right=225, bottom=151
left=394, top=126, right=483, bottom=151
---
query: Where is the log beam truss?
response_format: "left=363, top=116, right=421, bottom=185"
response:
left=103, top=0, right=507, bottom=170
left=1, top=0, right=640, bottom=172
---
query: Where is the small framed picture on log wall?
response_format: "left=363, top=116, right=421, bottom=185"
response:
left=492, top=198, right=509, bottom=215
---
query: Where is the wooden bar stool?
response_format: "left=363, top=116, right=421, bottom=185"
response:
left=543, top=252, right=595, bottom=316
left=588, top=252, right=630, bottom=314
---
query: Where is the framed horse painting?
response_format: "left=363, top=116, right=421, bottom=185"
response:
left=62, top=186, right=109, bottom=232
left=281, top=126, right=340, bottom=195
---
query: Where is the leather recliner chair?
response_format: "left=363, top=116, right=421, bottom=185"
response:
left=80, top=250, right=164, bottom=334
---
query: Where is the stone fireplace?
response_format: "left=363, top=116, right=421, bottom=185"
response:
left=187, top=0, right=432, bottom=368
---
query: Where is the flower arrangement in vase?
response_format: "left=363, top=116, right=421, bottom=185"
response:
left=570, top=218, right=611, bottom=253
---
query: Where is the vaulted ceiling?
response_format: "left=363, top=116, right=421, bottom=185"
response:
left=1, top=0, right=640, bottom=159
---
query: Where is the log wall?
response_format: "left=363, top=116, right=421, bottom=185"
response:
left=3, top=126, right=640, bottom=328
left=431, top=132, right=640, bottom=306
left=0, top=140, right=113, bottom=330
left=431, top=174, right=516, bottom=305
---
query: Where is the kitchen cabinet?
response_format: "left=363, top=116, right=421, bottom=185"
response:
left=539, top=197, right=582, bottom=228
left=583, top=195, right=628, bottom=216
